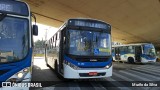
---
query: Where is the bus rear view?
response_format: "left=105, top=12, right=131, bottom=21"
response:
left=45, top=19, right=112, bottom=79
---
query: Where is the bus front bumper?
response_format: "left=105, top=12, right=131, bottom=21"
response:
left=63, top=63, right=112, bottom=79
left=141, top=58, right=156, bottom=63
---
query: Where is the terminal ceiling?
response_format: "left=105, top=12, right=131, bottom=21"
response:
left=23, top=0, right=160, bottom=49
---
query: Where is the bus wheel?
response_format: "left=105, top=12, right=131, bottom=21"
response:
left=54, top=61, right=65, bottom=80
left=128, top=57, right=134, bottom=64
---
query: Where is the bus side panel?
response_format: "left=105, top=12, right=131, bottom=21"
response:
left=46, top=44, right=57, bottom=69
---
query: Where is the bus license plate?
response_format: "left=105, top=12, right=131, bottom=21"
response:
left=148, top=61, right=153, bottom=62
left=89, top=72, right=98, bottom=76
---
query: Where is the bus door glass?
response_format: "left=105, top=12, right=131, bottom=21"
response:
left=59, top=30, right=66, bottom=73
left=135, top=46, right=142, bottom=62
left=115, top=47, right=120, bottom=60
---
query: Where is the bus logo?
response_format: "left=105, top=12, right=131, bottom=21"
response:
left=90, top=59, right=97, bottom=62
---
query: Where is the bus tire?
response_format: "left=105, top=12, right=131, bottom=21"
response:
left=54, top=61, right=65, bottom=80
left=128, top=57, right=134, bottom=64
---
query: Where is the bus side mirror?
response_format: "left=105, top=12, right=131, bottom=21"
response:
left=33, top=25, right=38, bottom=36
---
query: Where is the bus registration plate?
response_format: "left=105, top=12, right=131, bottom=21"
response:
left=89, top=72, right=97, bottom=76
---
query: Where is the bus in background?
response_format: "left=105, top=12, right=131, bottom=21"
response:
left=45, top=18, right=112, bottom=79
left=0, top=0, right=38, bottom=89
left=112, top=43, right=157, bottom=63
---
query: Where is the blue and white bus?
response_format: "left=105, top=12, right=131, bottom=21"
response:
left=112, top=43, right=157, bottom=63
left=45, top=18, right=112, bottom=79
left=0, top=0, right=38, bottom=89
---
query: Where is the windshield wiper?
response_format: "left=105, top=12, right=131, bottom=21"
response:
left=0, top=13, right=7, bottom=21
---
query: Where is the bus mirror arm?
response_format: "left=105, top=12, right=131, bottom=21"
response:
left=31, top=13, right=38, bottom=36
left=33, top=25, right=38, bottom=36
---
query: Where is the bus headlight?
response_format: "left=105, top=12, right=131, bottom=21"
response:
left=6, top=67, right=30, bottom=83
left=17, top=72, right=23, bottom=78
left=64, top=60, right=80, bottom=70
left=104, top=62, right=112, bottom=69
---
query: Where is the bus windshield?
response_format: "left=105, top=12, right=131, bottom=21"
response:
left=68, top=29, right=111, bottom=56
left=0, top=16, right=29, bottom=63
left=143, top=44, right=156, bottom=57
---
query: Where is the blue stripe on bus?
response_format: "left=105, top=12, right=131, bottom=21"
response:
left=0, top=48, right=32, bottom=82
left=141, top=54, right=156, bottom=60
left=64, top=55, right=112, bottom=68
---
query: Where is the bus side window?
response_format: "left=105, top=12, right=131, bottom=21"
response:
left=56, top=32, right=60, bottom=47
left=53, top=36, right=54, bottom=42
left=112, top=48, right=114, bottom=53
left=50, top=38, right=52, bottom=49
left=126, top=46, right=129, bottom=53
left=128, top=46, right=134, bottom=53
left=52, top=36, right=54, bottom=48
left=52, top=37, right=54, bottom=48
left=50, top=40, right=52, bottom=49
left=49, top=40, right=51, bottom=49
left=57, top=32, right=59, bottom=40
left=56, top=33, right=57, bottom=40
left=55, top=34, right=57, bottom=47
left=56, top=40, right=60, bottom=47
left=48, top=41, right=50, bottom=50
left=124, top=47, right=127, bottom=53
left=120, top=46, right=124, bottom=54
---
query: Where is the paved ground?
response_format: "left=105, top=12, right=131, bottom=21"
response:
left=30, top=57, right=160, bottom=90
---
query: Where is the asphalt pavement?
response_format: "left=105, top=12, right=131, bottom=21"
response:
left=30, top=57, right=160, bottom=90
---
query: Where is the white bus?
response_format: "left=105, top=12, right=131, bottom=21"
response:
left=112, top=43, right=157, bottom=63
left=0, top=0, right=38, bottom=90
left=45, top=18, right=112, bottom=79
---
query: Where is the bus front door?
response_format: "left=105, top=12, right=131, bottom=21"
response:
left=115, top=47, right=121, bottom=60
left=59, top=30, right=65, bottom=74
left=135, top=46, right=142, bottom=62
